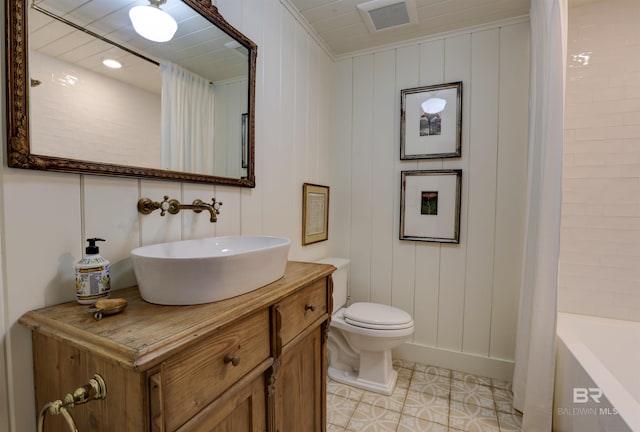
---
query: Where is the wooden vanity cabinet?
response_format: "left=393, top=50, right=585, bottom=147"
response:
left=19, top=261, right=334, bottom=432
left=274, top=278, right=331, bottom=432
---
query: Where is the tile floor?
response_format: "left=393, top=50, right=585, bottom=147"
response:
left=327, top=359, right=523, bottom=432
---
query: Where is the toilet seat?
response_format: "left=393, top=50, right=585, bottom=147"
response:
left=343, top=302, right=414, bottom=330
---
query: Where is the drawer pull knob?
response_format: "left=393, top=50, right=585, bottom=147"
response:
left=305, top=304, right=316, bottom=312
left=224, top=353, right=240, bottom=367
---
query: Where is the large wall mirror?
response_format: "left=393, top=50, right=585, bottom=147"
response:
left=7, top=0, right=257, bottom=186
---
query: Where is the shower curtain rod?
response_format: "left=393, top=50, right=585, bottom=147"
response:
left=31, top=4, right=160, bottom=67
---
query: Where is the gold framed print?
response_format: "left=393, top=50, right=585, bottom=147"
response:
left=302, top=183, right=329, bottom=245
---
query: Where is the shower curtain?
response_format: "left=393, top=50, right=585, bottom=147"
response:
left=512, top=0, right=566, bottom=431
left=160, top=61, right=215, bottom=173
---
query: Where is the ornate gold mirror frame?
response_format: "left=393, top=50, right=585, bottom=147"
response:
left=6, top=0, right=257, bottom=186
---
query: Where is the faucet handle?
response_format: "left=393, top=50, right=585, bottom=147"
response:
left=211, top=198, right=223, bottom=214
left=159, top=196, right=171, bottom=216
left=137, top=195, right=170, bottom=216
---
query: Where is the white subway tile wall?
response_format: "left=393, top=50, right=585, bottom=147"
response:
left=560, top=0, right=640, bottom=321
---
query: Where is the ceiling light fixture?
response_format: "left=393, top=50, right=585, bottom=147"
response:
left=102, top=59, right=122, bottom=69
left=129, top=0, right=177, bottom=43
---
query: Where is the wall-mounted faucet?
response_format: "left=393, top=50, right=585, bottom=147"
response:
left=137, top=196, right=222, bottom=223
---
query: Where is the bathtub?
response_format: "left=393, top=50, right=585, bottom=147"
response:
left=554, top=312, right=640, bottom=432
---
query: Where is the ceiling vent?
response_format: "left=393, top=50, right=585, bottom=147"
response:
left=357, top=0, right=418, bottom=33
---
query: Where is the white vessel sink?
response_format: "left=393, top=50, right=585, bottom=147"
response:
left=131, top=236, right=291, bottom=305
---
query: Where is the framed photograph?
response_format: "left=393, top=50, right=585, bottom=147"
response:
left=400, top=170, right=462, bottom=243
left=302, top=183, right=330, bottom=245
left=241, top=113, right=249, bottom=169
left=401, top=82, right=462, bottom=159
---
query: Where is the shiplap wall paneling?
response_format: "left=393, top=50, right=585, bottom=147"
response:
left=491, top=22, right=529, bottom=359
left=350, top=54, right=375, bottom=303
left=4, top=1, right=335, bottom=429
left=291, top=24, right=311, bottom=253
left=336, top=19, right=530, bottom=373
left=4, top=171, right=83, bottom=432
left=239, top=0, right=265, bottom=237
left=306, top=42, right=320, bottom=181
left=83, top=176, right=141, bottom=290
left=462, top=29, right=499, bottom=356
left=261, top=0, right=286, bottom=239
left=370, top=49, right=396, bottom=306
left=391, top=46, right=419, bottom=322
left=330, top=59, right=354, bottom=262
left=139, top=180, right=182, bottom=245
left=318, top=47, right=333, bottom=186
left=181, top=183, right=218, bottom=240
left=275, top=9, right=298, bottom=246
left=214, top=185, right=242, bottom=236
left=413, top=39, right=445, bottom=348
left=437, top=34, right=471, bottom=353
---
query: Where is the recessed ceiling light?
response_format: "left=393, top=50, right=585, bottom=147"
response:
left=102, top=59, right=122, bottom=69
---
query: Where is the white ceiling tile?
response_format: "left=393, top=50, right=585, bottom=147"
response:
left=290, top=0, right=339, bottom=13
left=297, top=0, right=529, bottom=55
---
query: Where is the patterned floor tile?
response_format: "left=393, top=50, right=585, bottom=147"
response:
left=397, top=372, right=412, bottom=389
left=492, top=388, right=516, bottom=414
left=394, top=359, right=416, bottom=370
left=410, top=371, right=452, bottom=398
left=451, top=380, right=495, bottom=409
left=327, top=360, right=515, bottom=432
left=346, top=402, right=401, bottom=432
left=491, top=379, right=513, bottom=392
left=497, top=412, right=523, bottom=432
left=361, top=385, right=408, bottom=412
left=402, top=390, right=449, bottom=425
left=495, top=401, right=518, bottom=415
left=327, top=393, right=358, bottom=427
left=398, top=414, right=449, bottom=431
left=327, top=379, right=365, bottom=401
left=452, top=371, right=493, bottom=387
left=415, top=364, right=453, bottom=378
left=398, top=366, right=413, bottom=381
left=448, top=401, right=500, bottom=432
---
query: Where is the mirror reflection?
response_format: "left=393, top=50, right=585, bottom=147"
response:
left=8, top=0, right=256, bottom=185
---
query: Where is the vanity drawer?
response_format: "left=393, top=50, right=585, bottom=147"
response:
left=161, top=309, right=270, bottom=431
left=278, top=279, right=328, bottom=347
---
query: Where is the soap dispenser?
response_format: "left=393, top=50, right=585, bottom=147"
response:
left=75, top=238, right=111, bottom=304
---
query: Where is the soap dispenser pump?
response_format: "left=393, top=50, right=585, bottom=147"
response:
left=75, top=238, right=111, bottom=304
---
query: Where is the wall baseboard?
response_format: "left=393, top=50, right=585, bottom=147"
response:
left=393, top=342, right=515, bottom=381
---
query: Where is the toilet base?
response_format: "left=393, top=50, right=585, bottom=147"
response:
left=328, top=366, right=398, bottom=395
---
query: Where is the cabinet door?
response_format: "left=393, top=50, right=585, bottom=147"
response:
left=275, top=326, right=324, bottom=432
left=175, top=374, right=267, bottom=432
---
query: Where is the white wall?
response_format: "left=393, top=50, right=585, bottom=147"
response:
left=0, top=0, right=333, bottom=430
left=559, top=0, right=640, bottom=322
left=330, top=19, right=530, bottom=380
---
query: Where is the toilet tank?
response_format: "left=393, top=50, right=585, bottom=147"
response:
left=315, top=257, right=349, bottom=314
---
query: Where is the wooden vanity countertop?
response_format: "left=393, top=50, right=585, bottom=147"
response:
left=19, top=261, right=334, bottom=372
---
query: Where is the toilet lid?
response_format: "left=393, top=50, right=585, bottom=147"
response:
left=343, top=302, right=414, bottom=330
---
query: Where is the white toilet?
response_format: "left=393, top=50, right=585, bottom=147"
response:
left=316, top=257, right=414, bottom=395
